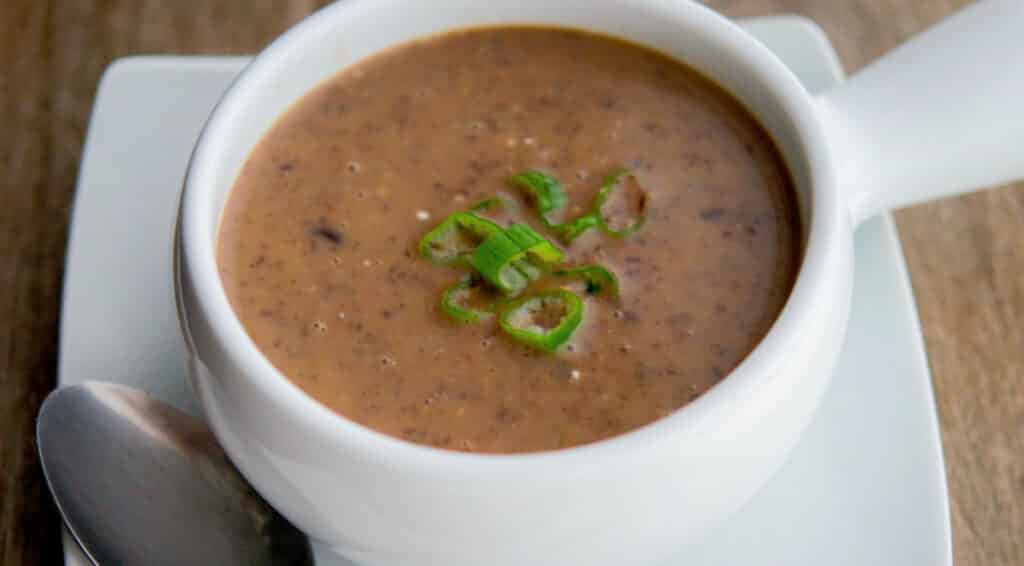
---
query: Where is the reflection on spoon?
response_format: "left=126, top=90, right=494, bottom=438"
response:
left=37, top=382, right=314, bottom=566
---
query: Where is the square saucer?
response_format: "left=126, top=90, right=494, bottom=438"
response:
left=59, top=16, right=952, bottom=566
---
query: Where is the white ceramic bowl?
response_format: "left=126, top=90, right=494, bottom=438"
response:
left=175, top=1, right=1023, bottom=564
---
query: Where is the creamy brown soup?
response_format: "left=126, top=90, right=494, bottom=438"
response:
left=218, top=27, right=801, bottom=453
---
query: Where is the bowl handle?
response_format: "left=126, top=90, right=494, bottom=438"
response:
left=813, top=0, right=1024, bottom=226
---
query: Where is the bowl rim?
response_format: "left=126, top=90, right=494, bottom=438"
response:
left=178, top=0, right=847, bottom=473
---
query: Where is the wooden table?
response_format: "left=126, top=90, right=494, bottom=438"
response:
left=2, top=1, right=1019, bottom=564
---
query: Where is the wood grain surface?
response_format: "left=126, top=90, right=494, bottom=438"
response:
left=1, top=1, right=1019, bottom=564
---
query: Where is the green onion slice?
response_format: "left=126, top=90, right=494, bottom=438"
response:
left=471, top=197, right=507, bottom=213
left=504, top=224, right=564, bottom=265
left=507, top=171, right=567, bottom=225
left=470, top=224, right=565, bottom=295
left=418, top=212, right=502, bottom=266
left=470, top=196, right=517, bottom=224
left=440, top=277, right=494, bottom=323
left=594, top=169, right=648, bottom=238
left=556, top=265, right=619, bottom=298
left=550, top=213, right=599, bottom=244
left=499, top=290, right=584, bottom=353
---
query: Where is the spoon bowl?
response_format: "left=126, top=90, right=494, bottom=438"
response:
left=37, top=381, right=314, bottom=566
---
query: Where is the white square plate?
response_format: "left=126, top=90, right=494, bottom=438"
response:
left=60, top=16, right=952, bottom=565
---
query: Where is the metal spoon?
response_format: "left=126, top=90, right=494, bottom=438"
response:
left=36, top=381, right=314, bottom=566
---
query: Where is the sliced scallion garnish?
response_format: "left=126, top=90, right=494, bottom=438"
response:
left=550, top=213, right=599, bottom=244
left=470, top=196, right=518, bottom=224
left=418, top=212, right=502, bottom=266
left=507, top=171, right=567, bottom=225
left=499, top=289, right=583, bottom=353
left=556, top=265, right=619, bottom=298
left=419, top=166, right=643, bottom=354
left=594, top=169, right=648, bottom=238
left=503, top=223, right=564, bottom=265
left=440, top=277, right=494, bottom=323
left=470, top=223, right=564, bottom=295
left=471, top=197, right=506, bottom=213
left=470, top=229, right=530, bottom=295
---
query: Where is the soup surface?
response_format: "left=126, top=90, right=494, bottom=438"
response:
left=218, top=27, right=801, bottom=453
